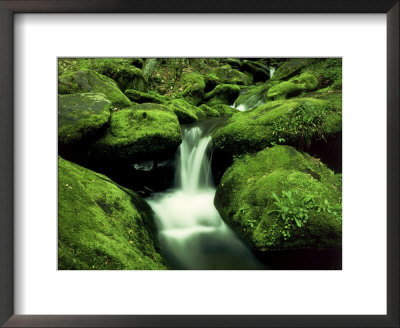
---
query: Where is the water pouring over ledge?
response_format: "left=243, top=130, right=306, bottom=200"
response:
left=147, top=119, right=262, bottom=270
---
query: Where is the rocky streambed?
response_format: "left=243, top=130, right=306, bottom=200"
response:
left=58, top=58, right=342, bottom=270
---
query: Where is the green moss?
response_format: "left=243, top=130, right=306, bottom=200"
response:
left=204, top=84, right=240, bottom=106
left=301, top=90, right=342, bottom=113
left=271, top=58, right=311, bottom=81
left=212, top=97, right=341, bottom=155
left=198, top=104, right=221, bottom=117
left=222, top=58, right=243, bottom=69
left=167, top=98, right=203, bottom=123
left=210, top=104, right=239, bottom=116
left=241, top=60, right=270, bottom=82
left=292, top=72, right=319, bottom=89
left=125, top=89, right=167, bottom=104
left=214, top=145, right=342, bottom=251
left=58, top=156, right=167, bottom=270
left=267, top=72, right=319, bottom=99
left=58, top=69, right=132, bottom=109
left=93, top=60, right=146, bottom=92
left=58, top=58, right=146, bottom=92
left=267, top=81, right=304, bottom=99
left=91, top=103, right=182, bottom=161
left=300, top=58, right=342, bottom=89
left=58, top=93, right=111, bottom=145
left=207, top=65, right=253, bottom=85
left=178, top=72, right=205, bottom=105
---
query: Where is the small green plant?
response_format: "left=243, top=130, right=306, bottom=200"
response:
left=269, top=190, right=314, bottom=240
left=245, top=219, right=257, bottom=228
left=271, top=101, right=329, bottom=150
left=317, top=199, right=342, bottom=222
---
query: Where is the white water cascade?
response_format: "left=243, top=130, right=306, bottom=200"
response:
left=269, top=66, right=276, bottom=78
left=147, top=122, right=261, bottom=269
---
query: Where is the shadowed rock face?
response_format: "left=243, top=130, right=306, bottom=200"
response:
left=58, top=156, right=167, bottom=270
left=89, top=103, right=182, bottom=162
left=58, top=92, right=111, bottom=146
left=58, top=69, right=132, bottom=109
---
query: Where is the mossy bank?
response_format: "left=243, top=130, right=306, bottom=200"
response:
left=58, top=156, right=167, bottom=270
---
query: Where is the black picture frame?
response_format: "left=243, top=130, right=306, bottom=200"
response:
left=0, top=1, right=398, bottom=327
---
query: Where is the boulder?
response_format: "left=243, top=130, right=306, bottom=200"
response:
left=58, top=93, right=111, bottom=146
left=198, top=104, right=220, bottom=117
left=221, top=59, right=270, bottom=82
left=214, top=145, right=342, bottom=252
left=178, top=72, right=205, bottom=105
left=267, top=72, right=319, bottom=99
left=211, top=104, right=239, bottom=116
left=93, top=59, right=146, bottom=92
left=167, top=98, right=205, bottom=123
left=221, top=58, right=242, bottom=69
left=58, top=156, right=167, bottom=270
left=271, top=58, right=311, bottom=81
left=58, top=69, right=132, bottom=109
left=90, top=103, right=182, bottom=162
left=241, top=60, right=270, bottom=82
left=125, top=89, right=167, bottom=104
left=212, top=97, right=341, bottom=157
left=204, top=84, right=241, bottom=106
left=207, top=65, right=253, bottom=85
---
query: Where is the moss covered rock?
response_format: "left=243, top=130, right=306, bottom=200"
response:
left=221, top=59, right=270, bottom=82
left=167, top=98, right=206, bottom=123
left=214, top=145, right=342, bottom=251
left=207, top=65, right=253, bottom=85
left=303, top=58, right=342, bottom=90
left=212, top=97, right=341, bottom=156
left=205, top=84, right=240, bottom=106
left=58, top=156, right=166, bottom=270
left=178, top=72, right=205, bottom=105
left=198, top=104, right=221, bottom=117
left=125, top=89, right=167, bottom=104
left=267, top=72, right=319, bottom=99
left=58, top=93, right=111, bottom=145
left=211, top=104, right=239, bottom=116
left=241, top=60, right=270, bottom=82
left=58, top=69, right=131, bottom=109
left=94, top=60, right=146, bottom=92
left=91, top=103, right=182, bottom=162
left=222, top=58, right=243, bottom=69
left=271, top=58, right=311, bottom=81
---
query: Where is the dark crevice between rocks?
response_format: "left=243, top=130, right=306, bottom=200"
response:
left=95, top=157, right=177, bottom=197
left=204, top=79, right=218, bottom=93
left=308, top=132, right=342, bottom=173
left=210, top=147, right=233, bottom=187
left=58, top=122, right=109, bottom=164
left=59, top=142, right=177, bottom=198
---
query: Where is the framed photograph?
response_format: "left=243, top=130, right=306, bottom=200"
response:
left=1, top=1, right=398, bottom=327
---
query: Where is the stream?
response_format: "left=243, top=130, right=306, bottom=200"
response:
left=147, top=119, right=263, bottom=270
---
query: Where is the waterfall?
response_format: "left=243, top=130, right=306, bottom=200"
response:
left=178, top=127, right=213, bottom=192
left=269, top=66, right=275, bottom=78
left=147, top=120, right=261, bottom=270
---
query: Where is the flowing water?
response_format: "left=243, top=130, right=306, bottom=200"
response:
left=269, top=66, right=275, bottom=78
left=147, top=119, right=262, bottom=269
left=231, top=66, right=275, bottom=112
